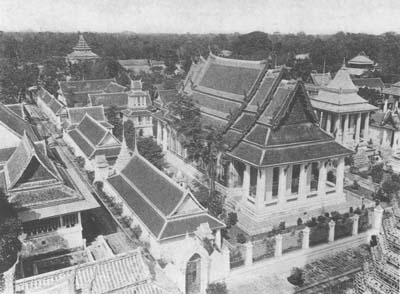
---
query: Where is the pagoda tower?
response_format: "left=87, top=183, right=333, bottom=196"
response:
left=66, top=34, right=100, bottom=65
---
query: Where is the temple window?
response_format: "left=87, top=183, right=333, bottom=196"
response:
left=291, top=164, right=300, bottom=194
left=249, top=166, right=258, bottom=198
left=272, top=167, right=279, bottom=197
left=311, top=162, right=319, bottom=191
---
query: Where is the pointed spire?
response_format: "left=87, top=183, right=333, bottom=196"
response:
left=114, top=122, right=133, bottom=173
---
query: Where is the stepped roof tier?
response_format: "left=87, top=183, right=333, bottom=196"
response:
left=88, top=92, right=128, bottom=109
left=0, top=133, right=98, bottom=222
left=67, top=34, right=99, bottom=62
left=310, top=67, right=378, bottom=113
left=0, top=102, right=38, bottom=141
left=106, top=148, right=224, bottom=241
left=352, top=77, right=384, bottom=90
left=224, top=80, right=353, bottom=167
left=15, top=250, right=175, bottom=294
left=382, top=82, right=400, bottom=97
left=59, top=79, right=116, bottom=107
left=348, top=51, right=374, bottom=66
left=66, top=105, right=110, bottom=128
left=67, top=114, right=121, bottom=159
left=181, top=52, right=270, bottom=128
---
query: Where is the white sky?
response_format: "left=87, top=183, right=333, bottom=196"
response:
left=1, top=0, right=400, bottom=34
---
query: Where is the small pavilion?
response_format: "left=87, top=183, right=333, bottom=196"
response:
left=66, top=34, right=99, bottom=64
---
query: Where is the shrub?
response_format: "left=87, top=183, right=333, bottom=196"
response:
left=86, top=171, right=95, bottom=183
left=132, top=225, right=142, bottom=239
left=349, top=206, right=354, bottom=213
left=352, top=180, right=360, bottom=190
left=287, top=267, right=304, bottom=286
left=122, top=216, right=133, bottom=227
left=278, top=221, right=286, bottom=231
left=94, top=181, right=103, bottom=191
left=297, top=218, right=303, bottom=226
left=345, top=156, right=354, bottom=166
left=115, top=202, right=123, bottom=215
left=227, top=212, right=238, bottom=228
left=370, top=164, right=384, bottom=183
left=236, top=233, right=247, bottom=244
left=75, top=156, right=85, bottom=170
left=382, top=179, right=400, bottom=196
left=206, top=282, right=227, bottom=294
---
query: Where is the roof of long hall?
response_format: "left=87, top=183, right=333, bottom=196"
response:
left=224, top=81, right=353, bottom=167
left=310, top=67, right=378, bottom=113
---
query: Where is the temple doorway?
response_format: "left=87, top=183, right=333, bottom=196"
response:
left=185, top=253, right=201, bottom=294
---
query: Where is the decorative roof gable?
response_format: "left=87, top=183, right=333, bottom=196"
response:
left=67, top=105, right=106, bottom=125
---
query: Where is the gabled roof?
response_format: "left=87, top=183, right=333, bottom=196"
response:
left=67, top=105, right=106, bottom=125
left=311, top=67, right=378, bottom=113
left=104, top=82, right=127, bottom=93
left=68, top=114, right=121, bottom=159
left=310, top=72, right=332, bottom=87
left=227, top=82, right=353, bottom=167
left=37, top=87, right=64, bottom=114
left=5, top=103, right=24, bottom=118
left=370, top=111, right=400, bottom=130
left=348, top=51, right=374, bottom=65
left=352, top=78, right=384, bottom=89
left=89, top=92, right=128, bottom=109
left=119, top=59, right=150, bottom=67
left=0, top=102, right=38, bottom=141
left=14, top=250, right=173, bottom=294
left=5, top=133, right=59, bottom=190
left=107, top=151, right=224, bottom=240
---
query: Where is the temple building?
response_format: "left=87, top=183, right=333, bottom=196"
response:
left=310, top=67, right=377, bottom=148
left=154, top=53, right=355, bottom=236
left=354, top=203, right=399, bottom=294
left=63, top=105, right=113, bottom=131
left=345, top=51, right=376, bottom=77
left=35, top=87, right=66, bottom=129
left=382, top=81, right=400, bottom=112
left=66, top=34, right=99, bottom=65
left=0, top=133, right=98, bottom=259
left=103, top=145, right=228, bottom=294
left=369, top=111, right=400, bottom=149
left=63, top=114, right=121, bottom=171
left=305, top=72, right=332, bottom=97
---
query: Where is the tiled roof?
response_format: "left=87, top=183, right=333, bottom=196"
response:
left=352, top=78, right=384, bottom=89
left=5, top=103, right=24, bottom=118
left=68, top=129, right=95, bottom=157
left=77, top=114, right=108, bottom=146
left=382, top=85, right=400, bottom=97
left=107, top=152, right=224, bottom=240
left=104, top=82, right=127, bottom=93
left=0, top=147, right=16, bottom=163
left=89, top=92, right=128, bottom=108
left=348, top=52, right=374, bottom=65
left=0, top=102, right=38, bottom=141
left=119, top=59, right=150, bottom=67
left=227, top=82, right=353, bottom=166
left=67, top=106, right=106, bottom=125
left=310, top=72, right=332, bottom=87
left=73, top=34, right=92, bottom=51
left=192, top=92, right=241, bottom=118
left=92, top=146, right=121, bottom=158
left=37, top=88, right=64, bottom=114
left=15, top=250, right=172, bottom=294
left=157, top=89, right=179, bottom=106
left=370, top=111, right=399, bottom=130
left=5, top=133, right=59, bottom=190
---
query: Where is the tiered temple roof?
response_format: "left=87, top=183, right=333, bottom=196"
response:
left=66, top=34, right=99, bottom=63
left=66, top=105, right=111, bottom=129
left=310, top=67, right=378, bottom=113
left=348, top=51, right=374, bottom=66
left=37, top=87, right=64, bottom=115
left=225, top=80, right=352, bottom=167
left=67, top=114, right=121, bottom=159
left=354, top=204, right=400, bottom=294
left=0, top=133, right=98, bottom=222
left=106, top=149, right=224, bottom=241
left=15, top=250, right=175, bottom=294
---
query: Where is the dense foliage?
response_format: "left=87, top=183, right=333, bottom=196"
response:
left=0, top=191, right=22, bottom=272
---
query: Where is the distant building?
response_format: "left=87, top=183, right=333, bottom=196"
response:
left=295, top=53, right=310, bottom=60
left=382, top=81, right=400, bottom=112
left=0, top=133, right=98, bottom=259
left=345, top=51, right=375, bottom=77
left=63, top=114, right=121, bottom=171
left=310, top=67, right=378, bottom=148
left=352, top=77, right=385, bottom=92
left=305, top=72, right=332, bottom=96
left=66, top=34, right=99, bottom=65
left=369, top=111, right=400, bottom=149
left=118, top=59, right=151, bottom=73
left=64, top=105, right=112, bottom=130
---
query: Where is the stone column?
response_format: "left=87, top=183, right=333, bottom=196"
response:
left=383, top=98, right=388, bottom=112
left=364, top=112, right=370, bottom=142
left=228, top=162, right=235, bottom=188
left=373, top=205, right=384, bottom=231
left=162, top=125, right=168, bottom=152
left=342, top=114, right=348, bottom=143
left=275, top=234, right=283, bottom=257
left=299, top=163, right=308, bottom=199
left=256, top=168, right=266, bottom=209
left=318, top=161, right=327, bottom=196
left=215, top=229, right=222, bottom=249
left=278, top=166, right=287, bottom=204
left=352, top=214, right=360, bottom=236
left=302, top=226, right=310, bottom=249
left=328, top=220, right=336, bottom=243
left=156, top=120, right=162, bottom=145
left=326, top=113, right=332, bottom=133
left=336, top=157, right=345, bottom=195
left=245, top=241, right=253, bottom=267
left=243, top=164, right=251, bottom=198
left=335, top=114, right=341, bottom=140
left=355, top=113, right=361, bottom=143
left=395, top=99, right=399, bottom=110
left=319, top=111, right=324, bottom=126
left=286, top=165, right=293, bottom=196
left=265, top=167, right=273, bottom=202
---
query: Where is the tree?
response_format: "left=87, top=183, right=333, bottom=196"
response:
left=123, top=120, right=135, bottom=149
left=206, top=282, right=228, bottom=294
left=382, top=179, right=400, bottom=198
left=136, top=137, right=167, bottom=170
left=287, top=267, right=304, bottom=286
left=0, top=191, right=22, bottom=272
left=106, top=105, right=123, bottom=141
left=370, top=164, right=384, bottom=183
left=358, top=87, right=381, bottom=107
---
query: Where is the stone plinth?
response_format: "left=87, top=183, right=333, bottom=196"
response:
left=275, top=234, right=283, bottom=257
left=328, top=220, right=336, bottom=243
